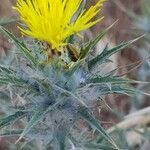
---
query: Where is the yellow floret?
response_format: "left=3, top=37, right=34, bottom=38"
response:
left=15, top=0, right=106, bottom=49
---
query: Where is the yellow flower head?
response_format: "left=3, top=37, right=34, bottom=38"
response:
left=15, top=0, right=106, bottom=49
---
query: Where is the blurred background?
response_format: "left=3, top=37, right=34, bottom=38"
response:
left=0, top=0, right=150, bottom=149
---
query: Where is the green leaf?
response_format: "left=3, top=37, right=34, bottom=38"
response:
left=0, top=130, right=23, bottom=137
left=95, top=85, right=135, bottom=96
left=105, top=86, right=135, bottom=95
left=16, top=96, right=65, bottom=143
left=16, top=108, right=46, bottom=143
left=0, top=26, right=37, bottom=66
left=88, top=36, right=143, bottom=69
left=87, top=76, right=133, bottom=84
left=78, top=106, right=119, bottom=149
left=0, top=76, right=26, bottom=86
left=80, top=21, right=118, bottom=59
left=68, top=22, right=118, bottom=74
left=0, top=65, right=14, bottom=74
left=79, top=84, right=135, bottom=99
left=0, top=111, right=27, bottom=129
left=0, top=66, right=27, bottom=86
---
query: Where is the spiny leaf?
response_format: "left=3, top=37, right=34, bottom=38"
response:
left=0, top=26, right=37, bottom=66
left=0, top=65, right=25, bottom=86
left=0, top=111, right=27, bottom=129
left=88, top=36, right=143, bottom=69
left=0, top=130, right=23, bottom=137
left=0, top=65, right=26, bottom=85
left=96, top=85, right=135, bottom=96
left=78, top=85, right=135, bottom=98
left=0, top=65, right=14, bottom=74
left=106, top=86, right=135, bottom=95
left=0, top=77, right=25, bottom=85
left=16, top=96, right=65, bottom=143
left=80, top=21, right=118, bottom=59
left=16, top=108, right=46, bottom=143
left=78, top=106, right=119, bottom=149
left=43, top=78, right=88, bottom=107
left=87, top=76, right=133, bottom=84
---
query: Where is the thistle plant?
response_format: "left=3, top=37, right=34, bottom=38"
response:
left=0, top=0, right=140, bottom=149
